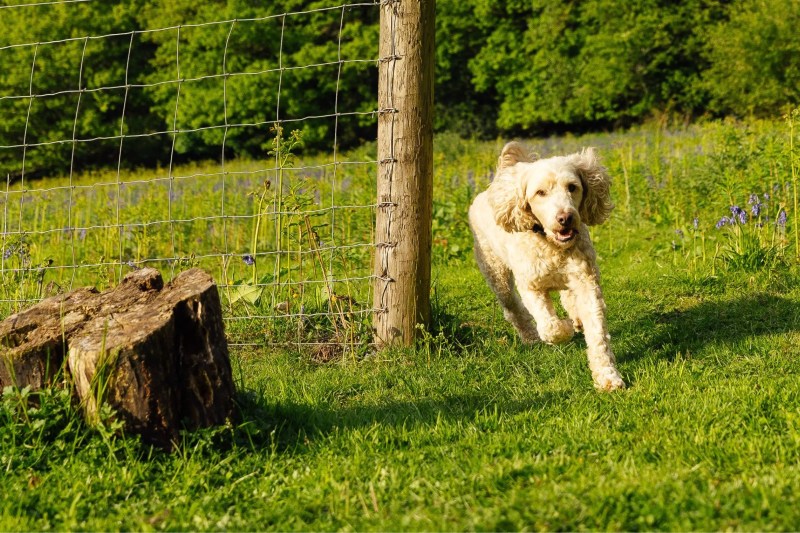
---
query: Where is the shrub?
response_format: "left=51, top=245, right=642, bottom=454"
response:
left=703, top=0, right=800, bottom=117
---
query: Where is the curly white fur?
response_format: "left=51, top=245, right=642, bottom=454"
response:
left=469, top=141, right=625, bottom=391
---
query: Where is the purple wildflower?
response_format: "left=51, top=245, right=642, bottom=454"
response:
left=693, top=217, right=699, bottom=230
left=763, top=192, right=770, bottom=201
left=748, top=194, right=764, bottom=217
left=777, top=209, right=788, bottom=227
left=716, top=216, right=731, bottom=229
left=675, top=229, right=684, bottom=239
left=730, top=205, right=747, bottom=224
left=2, top=247, right=12, bottom=260
left=243, top=254, right=255, bottom=266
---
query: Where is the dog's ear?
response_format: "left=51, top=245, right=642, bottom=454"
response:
left=570, top=147, right=614, bottom=226
left=487, top=172, right=539, bottom=233
left=497, top=141, right=536, bottom=171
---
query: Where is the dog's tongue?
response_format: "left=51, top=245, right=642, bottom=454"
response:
left=555, top=229, right=575, bottom=241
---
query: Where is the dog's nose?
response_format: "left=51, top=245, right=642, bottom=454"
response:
left=557, top=212, right=574, bottom=227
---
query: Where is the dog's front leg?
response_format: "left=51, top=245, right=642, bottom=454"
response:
left=569, top=277, right=625, bottom=391
left=518, top=288, right=575, bottom=345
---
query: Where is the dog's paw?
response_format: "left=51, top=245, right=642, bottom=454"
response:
left=517, top=328, right=540, bottom=344
left=503, top=310, right=540, bottom=344
left=538, top=319, right=575, bottom=344
left=571, top=317, right=583, bottom=333
left=593, top=367, right=626, bottom=392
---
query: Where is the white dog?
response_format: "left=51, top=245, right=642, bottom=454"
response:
left=468, top=142, right=625, bottom=391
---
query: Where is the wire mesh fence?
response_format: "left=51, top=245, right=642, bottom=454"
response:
left=0, top=1, right=387, bottom=352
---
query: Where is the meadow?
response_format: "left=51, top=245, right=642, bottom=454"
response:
left=2, top=113, right=800, bottom=531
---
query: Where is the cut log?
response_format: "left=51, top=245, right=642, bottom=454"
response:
left=0, top=268, right=236, bottom=447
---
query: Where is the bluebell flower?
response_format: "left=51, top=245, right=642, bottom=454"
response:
left=243, top=254, right=255, bottom=266
left=777, top=209, right=788, bottom=227
left=675, top=229, right=684, bottom=239
left=730, top=205, right=747, bottom=224
left=747, top=194, right=764, bottom=217
left=716, top=216, right=731, bottom=229
left=693, top=217, right=699, bottom=230
left=763, top=192, right=770, bottom=201
left=2, top=247, right=12, bottom=260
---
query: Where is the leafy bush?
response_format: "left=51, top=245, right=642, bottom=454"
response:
left=0, top=1, right=160, bottom=177
left=2, top=0, right=800, bottom=175
left=703, top=0, right=800, bottom=117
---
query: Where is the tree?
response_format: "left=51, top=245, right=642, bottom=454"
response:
left=703, top=0, right=800, bottom=116
left=0, top=1, right=159, bottom=178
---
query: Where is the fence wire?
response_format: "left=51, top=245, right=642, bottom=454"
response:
left=0, top=1, right=385, bottom=351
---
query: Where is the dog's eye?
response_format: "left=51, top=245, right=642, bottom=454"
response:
left=568, top=183, right=578, bottom=193
left=535, top=190, right=546, bottom=197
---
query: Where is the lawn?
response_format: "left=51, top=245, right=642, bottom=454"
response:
left=2, top=116, right=800, bottom=531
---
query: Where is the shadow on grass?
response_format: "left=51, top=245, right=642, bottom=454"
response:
left=616, top=292, right=800, bottom=363
left=233, top=387, right=570, bottom=451
left=221, top=293, right=797, bottom=453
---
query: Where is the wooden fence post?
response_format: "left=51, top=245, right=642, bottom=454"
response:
left=374, top=0, right=435, bottom=346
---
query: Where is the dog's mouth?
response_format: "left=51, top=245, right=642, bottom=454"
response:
left=532, top=224, right=578, bottom=245
left=551, top=228, right=577, bottom=245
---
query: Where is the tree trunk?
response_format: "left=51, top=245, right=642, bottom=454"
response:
left=0, top=268, right=235, bottom=448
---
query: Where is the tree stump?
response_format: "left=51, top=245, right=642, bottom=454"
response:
left=0, top=268, right=236, bottom=447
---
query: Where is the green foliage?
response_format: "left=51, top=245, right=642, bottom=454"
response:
left=703, top=0, right=800, bottom=117
left=2, top=0, right=800, bottom=173
left=438, top=0, right=798, bottom=135
left=138, top=0, right=377, bottom=158
left=0, top=1, right=377, bottom=176
left=433, top=0, right=499, bottom=137
left=0, top=0, right=160, bottom=177
left=465, top=0, right=720, bottom=132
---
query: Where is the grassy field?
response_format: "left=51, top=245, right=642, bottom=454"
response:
left=2, top=114, right=800, bottom=531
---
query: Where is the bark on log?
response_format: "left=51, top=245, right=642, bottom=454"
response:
left=0, top=268, right=235, bottom=447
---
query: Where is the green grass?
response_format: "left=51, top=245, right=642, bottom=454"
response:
left=3, top=116, right=800, bottom=530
